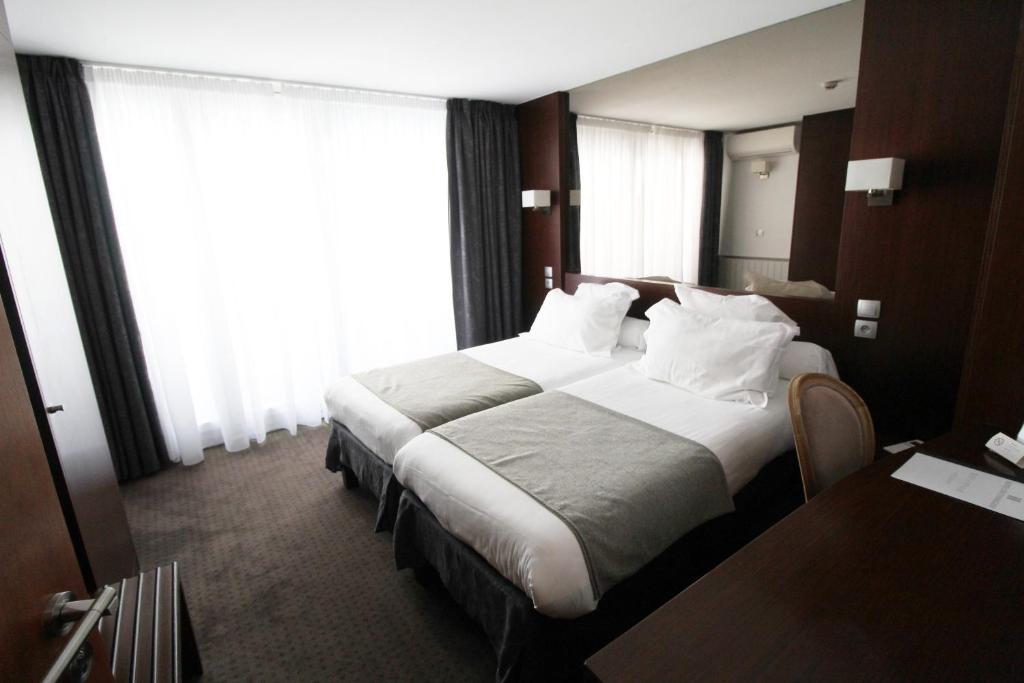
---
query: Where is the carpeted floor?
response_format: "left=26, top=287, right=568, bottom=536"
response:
left=120, top=425, right=495, bottom=682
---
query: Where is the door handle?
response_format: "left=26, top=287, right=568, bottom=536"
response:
left=45, top=404, right=64, bottom=414
left=45, top=590, right=117, bottom=637
left=42, top=585, right=118, bottom=683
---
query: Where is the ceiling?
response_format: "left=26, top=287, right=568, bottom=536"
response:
left=6, top=0, right=845, bottom=104
left=570, top=0, right=863, bottom=131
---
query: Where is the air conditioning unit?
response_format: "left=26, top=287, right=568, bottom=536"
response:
left=726, top=125, right=800, bottom=160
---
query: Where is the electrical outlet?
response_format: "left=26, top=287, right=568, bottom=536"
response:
left=854, top=319, right=878, bottom=339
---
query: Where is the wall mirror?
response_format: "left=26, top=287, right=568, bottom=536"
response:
left=567, top=0, right=863, bottom=300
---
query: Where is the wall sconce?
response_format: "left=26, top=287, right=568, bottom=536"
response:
left=845, top=157, right=905, bottom=206
left=522, top=190, right=552, bottom=214
left=569, top=189, right=581, bottom=207
left=751, top=159, right=770, bottom=180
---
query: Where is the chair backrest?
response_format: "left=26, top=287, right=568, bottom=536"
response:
left=788, top=373, right=875, bottom=501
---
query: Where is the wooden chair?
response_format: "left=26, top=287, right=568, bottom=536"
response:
left=788, top=373, right=875, bottom=501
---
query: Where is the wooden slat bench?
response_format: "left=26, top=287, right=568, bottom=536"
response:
left=99, top=562, right=203, bottom=682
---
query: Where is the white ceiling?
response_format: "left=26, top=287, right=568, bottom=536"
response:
left=6, top=0, right=846, bottom=104
left=570, top=0, right=863, bottom=131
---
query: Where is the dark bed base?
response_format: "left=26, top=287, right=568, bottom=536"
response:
left=324, top=419, right=404, bottom=532
left=393, top=451, right=804, bottom=683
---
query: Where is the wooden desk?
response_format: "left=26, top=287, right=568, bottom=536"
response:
left=585, top=431, right=1024, bottom=682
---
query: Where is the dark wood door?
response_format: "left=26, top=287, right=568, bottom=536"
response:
left=0, top=281, right=113, bottom=680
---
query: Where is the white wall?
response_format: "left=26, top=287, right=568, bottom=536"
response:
left=719, top=135, right=799, bottom=259
left=0, top=1, right=117, bottom=496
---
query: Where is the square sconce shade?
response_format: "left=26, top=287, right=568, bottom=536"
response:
left=845, top=158, right=905, bottom=191
left=522, top=190, right=552, bottom=209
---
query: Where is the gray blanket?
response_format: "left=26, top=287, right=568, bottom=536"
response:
left=353, top=352, right=542, bottom=431
left=431, top=391, right=734, bottom=600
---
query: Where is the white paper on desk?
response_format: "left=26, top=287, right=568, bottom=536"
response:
left=893, top=453, right=1024, bottom=521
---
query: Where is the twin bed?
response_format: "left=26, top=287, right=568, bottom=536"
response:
left=324, top=335, right=642, bottom=528
left=323, top=274, right=837, bottom=681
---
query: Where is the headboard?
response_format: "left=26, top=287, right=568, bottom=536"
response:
left=563, top=273, right=837, bottom=349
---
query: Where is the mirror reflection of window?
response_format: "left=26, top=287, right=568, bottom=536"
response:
left=577, top=117, right=704, bottom=284
left=569, top=0, right=863, bottom=300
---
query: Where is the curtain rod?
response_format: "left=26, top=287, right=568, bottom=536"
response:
left=576, top=113, right=702, bottom=134
left=83, top=60, right=446, bottom=104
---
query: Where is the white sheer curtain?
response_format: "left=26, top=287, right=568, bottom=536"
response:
left=577, top=117, right=704, bottom=283
left=85, top=65, right=455, bottom=464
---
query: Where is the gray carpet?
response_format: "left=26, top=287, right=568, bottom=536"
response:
left=120, top=425, right=494, bottom=682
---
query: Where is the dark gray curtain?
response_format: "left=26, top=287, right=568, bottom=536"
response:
left=566, top=113, right=581, bottom=273
left=446, top=99, right=522, bottom=349
left=698, top=131, right=724, bottom=287
left=18, top=55, right=169, bottom=481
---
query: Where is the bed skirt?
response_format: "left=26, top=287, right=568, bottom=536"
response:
left=325, top=419, right=404, bottom=532
left=393, top=450, right=803, bottom=683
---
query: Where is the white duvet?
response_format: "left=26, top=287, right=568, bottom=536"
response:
left=323, top=337, right=643, bottom=464
left=392, top=365, right=797, bottom=619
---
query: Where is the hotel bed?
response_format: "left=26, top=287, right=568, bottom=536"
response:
left=324, top=338, right=643, bottom=528
left=393, top=365, right=801, bottom=618
left=389, top=274, right=838, bottom=681
left=323, top=281, right=645, bottom=529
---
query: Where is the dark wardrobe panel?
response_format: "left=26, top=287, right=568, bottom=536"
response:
left=957, top=12, right=1024, bottom=436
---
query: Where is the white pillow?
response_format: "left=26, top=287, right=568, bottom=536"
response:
left=744, top=271, right=834, bottom=300
left=575, top=281, right=641, bottom=351
left=525, top=287, right=636, bottom=357
left=673, top=284, right=799, bottom=330
left=574, top=282, right=641, bottom=306
left=636, top=299, right=798, bottom=407
left=617, top=317, right=649, bottom=351
left=778, top=341, right=839, bottom=380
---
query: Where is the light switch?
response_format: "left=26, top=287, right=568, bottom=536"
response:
left=854, top=319, right=878, bottom=339
left=544, top=277, right=553, bottom=289
left=543, top=266, right=553, bottom=277
left=857, top=299, right=881, bottom=319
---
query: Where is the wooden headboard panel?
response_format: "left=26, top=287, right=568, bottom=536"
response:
left=563, top=273, right=838, bottom=349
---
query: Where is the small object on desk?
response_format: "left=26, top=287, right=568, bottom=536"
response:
left=987, top=432, right=1024, bottom=467
left=883, top=438, right=923, bottom=454
left=892, top=452, right=1024, bottom=521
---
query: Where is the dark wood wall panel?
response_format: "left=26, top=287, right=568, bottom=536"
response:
left=517, top=92, right=569, bottom=325
left=957, top=14, right=1024, bottom=435
left=832, top=0, right=1021, bottom=439
left=788, top=108, right=854, bottom=290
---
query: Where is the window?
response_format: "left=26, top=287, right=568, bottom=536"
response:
left=577, top=117, right=704, bottom=283
left=86, top=66, right=454, bottom=462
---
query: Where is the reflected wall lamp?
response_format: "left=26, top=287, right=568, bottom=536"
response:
left=845, top=157, right=905, bottom=206
left=752, top=159, right=770, bottom=180
left=522, top=190, right=552, bottom=214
